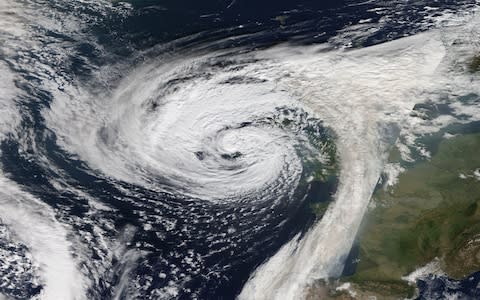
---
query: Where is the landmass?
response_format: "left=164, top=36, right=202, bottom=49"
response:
left=342, top=131, right=480, bottom=298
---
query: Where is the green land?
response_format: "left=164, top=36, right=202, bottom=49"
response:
left=348, top=132, right=480, bottom=298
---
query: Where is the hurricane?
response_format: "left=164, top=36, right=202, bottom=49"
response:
left=1, top=0, right=480, bottom=299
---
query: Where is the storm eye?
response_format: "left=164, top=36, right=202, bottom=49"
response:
left=195, top=151, right=206, bottom=160
left=220, top=151, right=242, bottom=160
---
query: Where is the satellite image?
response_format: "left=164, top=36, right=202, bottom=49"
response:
left=0, top=0, right=480, bottom=299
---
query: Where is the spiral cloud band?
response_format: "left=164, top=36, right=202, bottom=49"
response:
left=46, top=54, right=318, bottom=201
